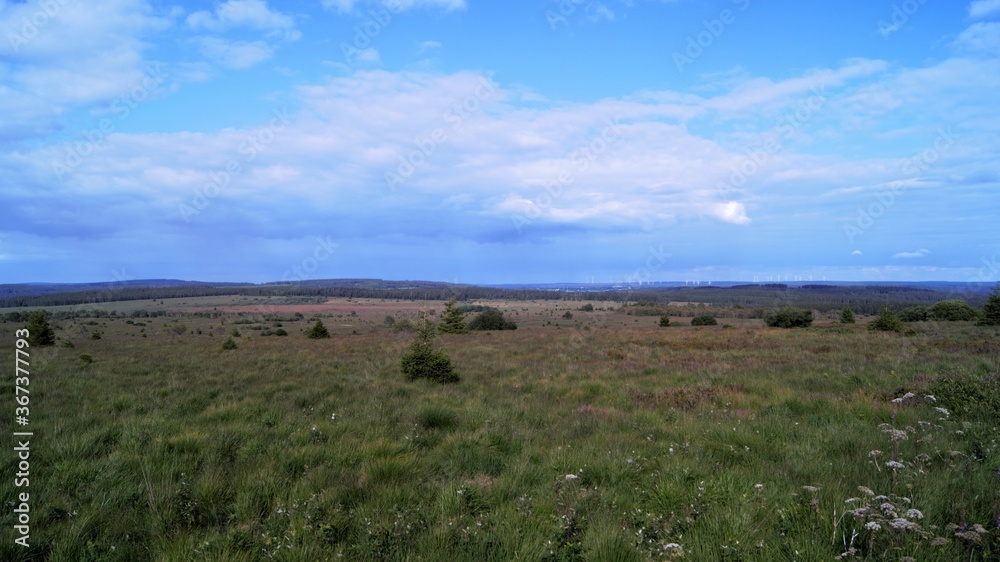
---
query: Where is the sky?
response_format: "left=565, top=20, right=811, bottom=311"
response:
left=1, top=0, right=998, bottom=285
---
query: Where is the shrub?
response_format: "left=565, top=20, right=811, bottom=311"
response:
left=579, top=303, right=594, bottom=312
left=393, top=319, right=416, bottom=333
left=468, top=309, right=517, bottom=330
left=438, top=298, right=468, bottom=334
left=691, top=314, right=718, bottom=326
left=79, top=353, right=94, bottom=364
left=274, top=328, right=288, bottom=336
left=765, top=308, right=813, bottom=328
left=306, top=320, right=331, bottom=339
left=659, top=315, right=670, bottom=327
left=400, top=319, right=459, bottom=383
left=928, top=299, right=979, bottom=321
left=868, top=304, right=903, bottom=332
left=221, top=337, right=238, bottom=350
left=899, top=306, right=929, bottom=322
left=26, top=310, right=56, bottom=346
left=929, top=372, right=1000, bottom=420
left=980, top=284, right=1000, bottom=326
left=840, top=307, right=855, bottom=324
left=90, top=331, right=102, bottom=340
left=562, top=311, right=573, bottom=320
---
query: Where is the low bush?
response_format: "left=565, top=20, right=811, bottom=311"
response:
left=691, top=314, right=718, bottom=326
left=868, top=305, right=903, bottom=332
left=928, top=299, right=979, bottom=321
left=468, top=309, right=517, bottom=331
left=765, top=308, right=813, bottom=328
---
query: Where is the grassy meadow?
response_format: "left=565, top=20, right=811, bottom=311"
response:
left=2, top=297, right=999, bottom=561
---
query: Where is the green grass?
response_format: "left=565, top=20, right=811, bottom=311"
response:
left=1, top=300, right=998, bottom=560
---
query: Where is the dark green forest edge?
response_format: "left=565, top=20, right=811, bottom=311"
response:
left=0, top=280, right=993, bottom=316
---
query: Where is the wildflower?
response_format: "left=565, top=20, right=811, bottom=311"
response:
left=884, top=428, right=908, bottom=442
left=889, top=518, right=920, bottom=531
left=868, top=450, right=882, bottom=458
left=331, top=413, right=337, bottom=420
left=924, top=394, right=936, bottom=402
left=802, top=485, right=820, bottom=493
left=754, top=483, right=763, bottom=490
left=891, top=392, right=916, bottom=404
left=933, top=407, right=949, bottom=417
left=858, top=486, right=875, bottom=496
left=880, top=503, right=897, bottom=516
left=865, top=521, right=881, bottom=531
left=905, top=509, right=924, bottom=519
left=564, top=474, right=578, bottom=480
left=886, top=460, right=905, bottom=469
left=930, top=536, right=949, bottom=546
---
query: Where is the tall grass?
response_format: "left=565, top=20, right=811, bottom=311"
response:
left=0, top=308, right=997, bottom=560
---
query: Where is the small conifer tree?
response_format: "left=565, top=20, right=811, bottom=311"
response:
left=868, top=304, right=903, bottom=332
left=438, top=298, right=468, bottom=334
left=26, top=309, right=55, bottom=346
left=840, top=307, right=855, bottom=324
left=401, top=315, right=459, bottom=383
left=307, top=319, right=331, bottom=339
left=980, top=283, right=1000, bottom=326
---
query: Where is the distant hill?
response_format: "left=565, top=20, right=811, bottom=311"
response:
left=0, top=278, right=993, bottom=313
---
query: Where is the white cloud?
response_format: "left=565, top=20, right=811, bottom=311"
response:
left=196, top=37, right=274, bottom=69
left=954, top=22, right=1000, bottom=54
left=0, top=0, right=171, bottom=139
left=416, top=40, right=443, bottom=54
left=321, top=0, right=465, bottom=13
left=354, top=47, right=381, bottom=63
left=187, top=0, right=299, bottom=41
left=711, top=201, right=751, bottom=225
left=587, top=3, right=616, bottom=23
left=852, top=250, right=862, bottom=255
left=969, top=0, right=1000, bottom=18
left=893, top=249, right=930, bottom=259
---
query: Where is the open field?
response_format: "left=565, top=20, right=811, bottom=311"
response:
left=2, top=297, right=999, bottom=560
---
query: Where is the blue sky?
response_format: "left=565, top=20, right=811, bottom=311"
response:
left=1, top=0, right=998, bottom=285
